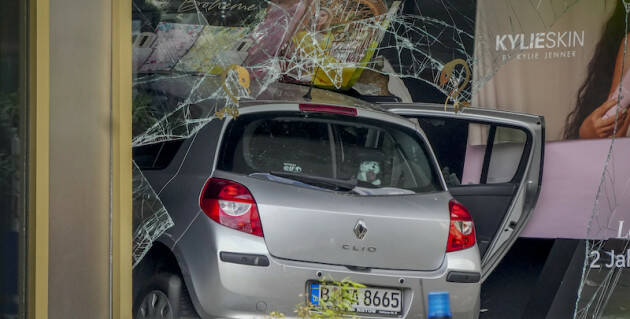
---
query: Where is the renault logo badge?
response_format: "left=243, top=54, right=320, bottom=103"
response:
left=353, top=220, right=368, bottom=240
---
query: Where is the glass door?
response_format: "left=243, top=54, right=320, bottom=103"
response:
left=0, top=0, right=28, bottom=317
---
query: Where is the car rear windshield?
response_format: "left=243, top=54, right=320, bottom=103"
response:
left=217, top=112, right=444, bottom=194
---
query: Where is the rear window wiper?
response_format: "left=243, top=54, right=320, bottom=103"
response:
left=268, top=171, right=357, bottom=191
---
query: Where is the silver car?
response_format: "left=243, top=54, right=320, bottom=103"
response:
left=132, top=84, right=544, bottom=319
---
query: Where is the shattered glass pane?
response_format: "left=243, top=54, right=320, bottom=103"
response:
left=130, top=0, right=630, bottom=316
left=132, top=162, right=174, bottom=268
left=130, top=0, right=480, bottom=268
left=131, top=0, right=480, bottom=146
left=574, top=1, right=630, bottom=317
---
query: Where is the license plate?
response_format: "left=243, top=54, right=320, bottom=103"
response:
left=308, top=283, right=402, bottom=316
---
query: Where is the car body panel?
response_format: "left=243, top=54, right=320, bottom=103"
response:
left=214, top=170, right=451, bottom=271
left=174, top=212, right=481, bottom=319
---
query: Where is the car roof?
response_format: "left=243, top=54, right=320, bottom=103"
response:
left=237, top=82, right=419, bottom=131
left=241, top=82, right=382, bottom=111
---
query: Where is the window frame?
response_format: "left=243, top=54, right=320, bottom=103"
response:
left=27, top=0, right=50, bottom=317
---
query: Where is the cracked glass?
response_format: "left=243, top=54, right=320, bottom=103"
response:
left=130, top=0, right=478, bottom=271
left=131, top=0, right=630, bottom=317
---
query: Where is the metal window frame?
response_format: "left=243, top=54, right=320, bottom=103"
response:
left=111, top=0, right=133, bottom=318
left=27, top=0, right=132, bottom=317
left=27, top=0, right=49, bottom=317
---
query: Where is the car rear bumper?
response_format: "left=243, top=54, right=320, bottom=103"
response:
left=174, top=214, right=481, bottom=319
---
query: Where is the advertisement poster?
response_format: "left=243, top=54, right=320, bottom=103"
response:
left=474, top=1, right=630, bottom=316
left=474, top=0, right=630, bottom=240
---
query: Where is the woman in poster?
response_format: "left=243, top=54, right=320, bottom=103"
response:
left=564, top=0, right=630, bottom=139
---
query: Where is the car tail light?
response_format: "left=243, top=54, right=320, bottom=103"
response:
left=200, top=178, right=263, bottom=237
left=446, top=200, right=475, bottom=252
left=299, top=104, right=357, bottom=116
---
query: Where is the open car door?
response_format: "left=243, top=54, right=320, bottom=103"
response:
left=383, top=103, right=544, bottom=282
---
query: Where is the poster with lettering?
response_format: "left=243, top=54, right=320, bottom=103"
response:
left=472, top=0, right=630, bottom=241
left=145, top=0, right=266, bottom=26
left=474, top=0, right=624, bottom=141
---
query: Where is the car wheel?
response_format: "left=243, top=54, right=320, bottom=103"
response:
left=137, top=289, right=173, bottom=319
left=134, top=272, right=198, bottom=319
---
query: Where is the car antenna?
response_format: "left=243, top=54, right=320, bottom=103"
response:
left=303, top=68, right=317, bottom=101
left=303, top=47, right=330, bottom=101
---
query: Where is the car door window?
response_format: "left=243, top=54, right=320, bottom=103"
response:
left=416, top=118, right=529, bottom=187
left=486, top=126, right=528, bottom=184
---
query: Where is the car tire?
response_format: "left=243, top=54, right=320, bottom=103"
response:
left=134, top=272, right=198, bottom=319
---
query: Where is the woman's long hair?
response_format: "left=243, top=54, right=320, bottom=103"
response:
left=564, top=1, right=628, bottom=139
